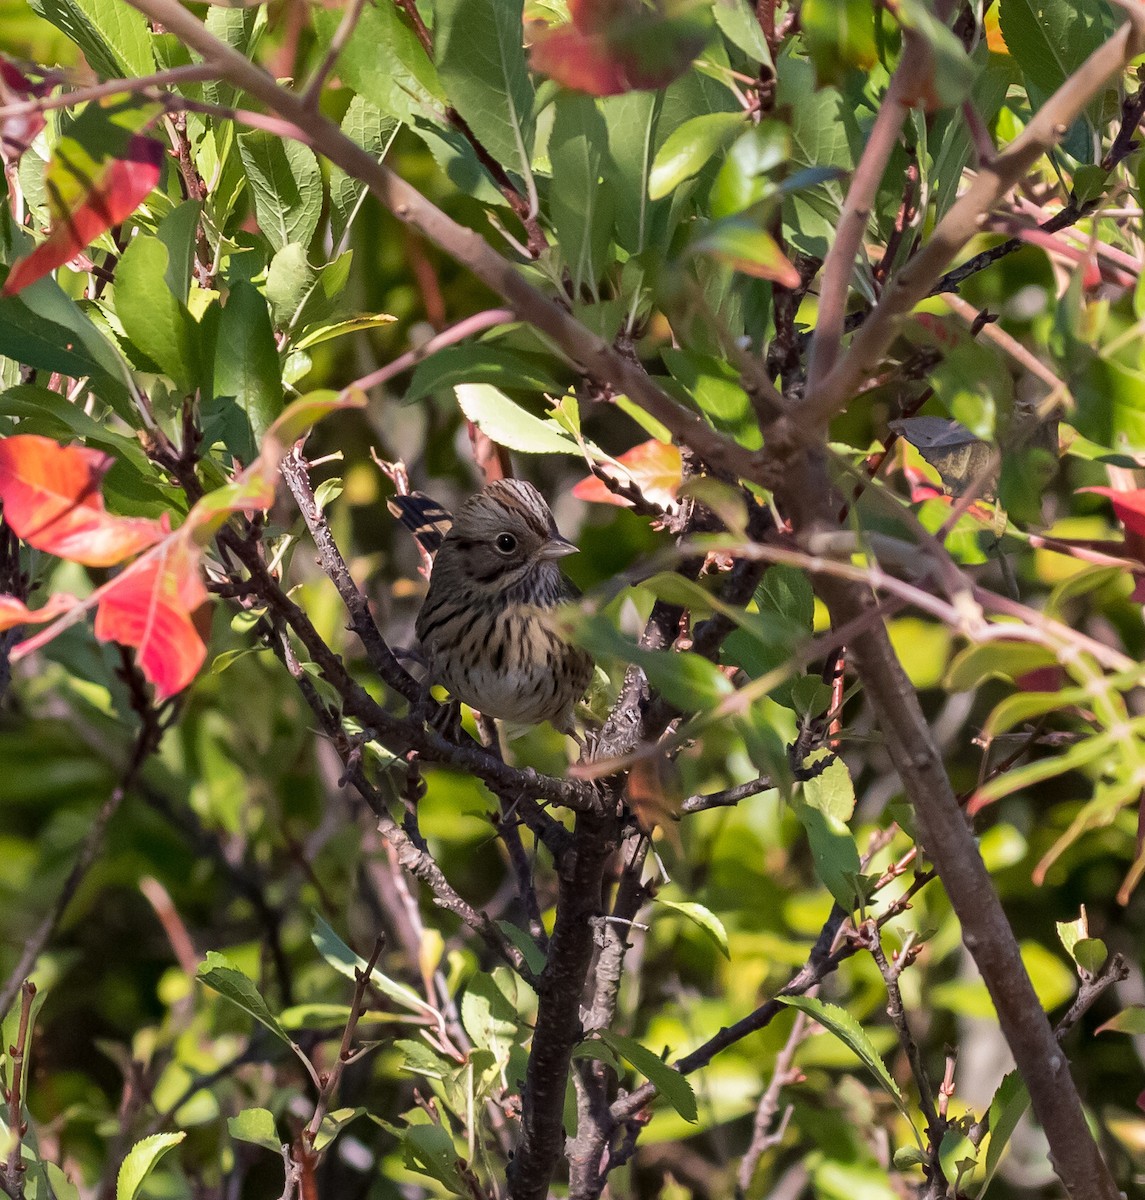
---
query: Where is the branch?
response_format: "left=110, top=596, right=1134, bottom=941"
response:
left=804, top=31, right=924, bottom=392
left=794, top=10, right=1145, bottom=437
left=121, top=0, right=759, bottom=486
left=735, top=1009, right=805, bottom=1198
left=0, top=982, right=35, bottom=1200
left=816, top=574, right=1122, bottom=1200
left=302, top=938, right=384, bottom=1149
left=279, top=449, right=422, bottom=706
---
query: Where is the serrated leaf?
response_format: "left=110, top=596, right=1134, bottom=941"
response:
left=1097, top=1006, right=1145, bottom=1035
left=598, top=1030, right=697, bottom=1122
left=116, top=1133, right=186, bottom=1200
left=197, top=951, right=291, bottom=1045
left=227, top=1108, right=279, bottom=1152
left=657, top=898, right=729, bottom=958
left=979, top=1070, right=1029, bottom=1197
left=237, top=132, right=322, bottom=253
left=778, top=994, right=916, bottom=1130
left=314, top=1107, right=365, bottom=1153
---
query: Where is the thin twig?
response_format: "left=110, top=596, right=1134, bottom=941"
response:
left=0, top=982, right=36, bottom=1200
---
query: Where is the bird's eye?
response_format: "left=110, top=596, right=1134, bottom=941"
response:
left=494, top=532, right=518, bottom=555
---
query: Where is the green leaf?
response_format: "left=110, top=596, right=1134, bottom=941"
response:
left=0, top=282, right=129, bottom=410
left=460, top=972, right=520, bottom=1065
left=598, top=1031, right=697, bottom=1122
left=237, top=132, right=322, bottom=253
left=801, top=0, right=877, bottom=86
left=1097, top=1006, right=1145, bottom=1035
left=711, top=122, right=791, bottom=219
left=1072, top=937, right=1108, bottom=977
left=929, top=338, right=1013, bottom=441
left=998, top=0, right=1106, bottom=97
left=656, top=898, right=730, bottom=958
left=691, top=215, right=800, bottom=285
left=330, top=98, right=399, bottom=245
left=311, top=912, right=435, bottom=1017
left=778, top=995, right=914, bottom=1125
left=434, top=0, right=534, bottom=180
left=314, top=3, right=444, bottom=128
left=197, top=951, right=291, bottom=1045
left=979, top=1071, right=1029, bottom=1197
left=944, top=641, right=1058, bottom=691
left=398, top=1122, right=465, bottom=1190
left=896, top=0, right=977, bottom=107
left=982, top=687, right=1086, bottom=738
left=30, top=0, right=154, bottom=80
left=455, top=383, right=582, bottom=455
left=801, top=753, right=856, bottom=823
left=496, top=921, right=547, bottom=976
left=549, top=92, right=615, bottom=294
left=791, top=760, right=863, bottom=912
left=314, top=1107, right=365, bottom=1153
left=649, top=111, right=746, bottom=200
left=712, top=0, right=773, bottom=65
left=211, top=281, right=283, bottom=452
left=598, top=91, right=662, bottom=254
left=115, top=235, right=200, bottom=393
left=1071, top=353, right=1145, bottom=454
left=662, top=348, right=761, bottom=449
left=115, top=1132, right=186, bottom=1200
left=155, top=200, right=201, bottom=303
left=405, top=345, right=563, bottom=403
left=227, top=1108, right=280, bottom=1153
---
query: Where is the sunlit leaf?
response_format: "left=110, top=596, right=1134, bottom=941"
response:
left=116, top=1133, right=186, bottom=1200
left=4, top=132, right=163, bottom=296
left=0, top=434, right=166, bottom=566
left=598, top=1030, right=697, bottom=1122
left=572, top=439, right=682, bottom=508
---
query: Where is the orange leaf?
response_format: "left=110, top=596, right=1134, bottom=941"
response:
left=93, top=535, right=208, bottom=698
left=0, top=434, right=166, bottom=566
left=573, top=440, right=682, bottom=508
left=0, top=592, right=79, bottom=632
left=3, top=133, right=164, bottom=296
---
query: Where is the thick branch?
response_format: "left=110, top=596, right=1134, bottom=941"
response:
left=822, top=573, right=1119, bottom=1199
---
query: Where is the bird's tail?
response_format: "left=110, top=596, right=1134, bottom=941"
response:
left=387, top=492, right=453, bottom=557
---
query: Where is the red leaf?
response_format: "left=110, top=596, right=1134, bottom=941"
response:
left=0, top=58, right=50, bottom=163
left=93, top=535, right=208, bottom=698
left=1081, top=486, right=1145, bottom=538
left=0, top=434, right=166, bottom=566
left=3, top=134, right=164, bottom=295
left=529, top=0, right=706, bottom=96
left=0, top=592, right=78, bottom=632
left=573, top=440, right=683, bottom=508
left=530, top=26, right=634, bottom=94
left=1014, top=665, right=1065, bottom=692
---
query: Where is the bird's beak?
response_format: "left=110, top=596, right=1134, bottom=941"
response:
left=539, top=536, right=578, bottom=560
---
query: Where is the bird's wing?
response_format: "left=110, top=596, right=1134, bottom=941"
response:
left=387, top=492, right=454, bottom=557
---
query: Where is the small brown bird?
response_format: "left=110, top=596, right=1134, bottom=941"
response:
left=389, top=478, right=594, bottom=735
